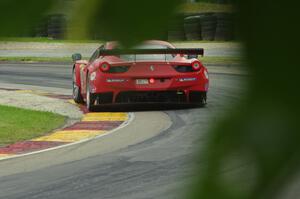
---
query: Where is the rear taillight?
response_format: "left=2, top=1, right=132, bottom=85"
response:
left=173, top=61, right=203, bottom=73
left=191, top=61, right=203, bottom=71
left=149, top=78, right=155, bottom=84
left=99, top=62, right=110, bottom=72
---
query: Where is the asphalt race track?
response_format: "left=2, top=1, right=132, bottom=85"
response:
left=0, top=63, right=245, bottom=199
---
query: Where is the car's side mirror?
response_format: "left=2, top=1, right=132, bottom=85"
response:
left=187, top=54, right=198, bottom=59
left=72, top=53, right=82, bottom=62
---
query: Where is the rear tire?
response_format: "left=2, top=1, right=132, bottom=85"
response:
left=198, top=93, right=207, bottom=107
left=72, top=68, right=84, bottom=104
left=189, top=91, right=207, bottom=108
left=86, top=74, right=96, bottom=112
left=199, top=96, right=207, bottom=107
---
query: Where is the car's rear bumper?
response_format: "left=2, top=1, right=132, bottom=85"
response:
left=90, top=90, right=207, bottom=105
left=88, top=67, right=209, bottom=105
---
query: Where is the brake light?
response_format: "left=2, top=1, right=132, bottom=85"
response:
left=149, top=78, right=155, bottom=84
left=191, top=61, right=203, bottom=71
left=99, top=62, right=110, bottom=72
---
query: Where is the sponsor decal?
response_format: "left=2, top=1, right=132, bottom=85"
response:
left=178, top=77, right=197, bottom=82
left=106, top=78, right=126, bottom=83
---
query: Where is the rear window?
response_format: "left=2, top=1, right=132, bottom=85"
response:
left=120, top=44, right=174, bottom=61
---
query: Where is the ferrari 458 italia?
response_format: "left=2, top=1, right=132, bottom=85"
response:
left=72, top=40, right=209, bottom=111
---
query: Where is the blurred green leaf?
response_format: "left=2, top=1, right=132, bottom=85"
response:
left=0, top=0, right=55, bottom=37
left=69, top=0, right=183, bottom=47
left=190, top=1, right=300, bottom=199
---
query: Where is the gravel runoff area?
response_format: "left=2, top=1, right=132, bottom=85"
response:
left=0, top=90, right=83, bottom=122
left=0, top=41, right=242, bottom=58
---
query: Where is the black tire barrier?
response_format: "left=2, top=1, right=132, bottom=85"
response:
left=170, top=12, right=236, bottom=41
left=184, top=16, right=201, bottom=41
left=201, top=14, right=217, bottom=41
left=167, top=16, right=185, bottom=41
left=34, top=17, right=48, bottom=37
left=215, top=12, right=234, bottom=41
left=33, top=12, right=235, bottom=41
left=47, top=14, right=66, bottom=39
left=35, top=26, right=48, bottom=37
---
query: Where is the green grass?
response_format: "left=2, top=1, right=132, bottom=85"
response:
left=0, top=37, right=102, bottom=43
left=174, top=40, right=238, bottom=44
left=200, top=56, right=243, bottom=65
left=181, top=2, right=234, bottom=14
left=0, top=105, right=66, bottom=146
left=0, top=56, right=72, bottom=63
left=0, top=56, right=242, bottom=65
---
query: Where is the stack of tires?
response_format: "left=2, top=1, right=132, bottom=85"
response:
left=47, top=14, right=66, bottom=39
left=215, top=12, right=234, bottom=41
left=167, top=12, right=235, bottom=42
left=184, top=15, right=202, bottom=40
left=35, top=18, right=48, bottom=37
left=201, top=13, right=217, bottom=41
left=167, top=16, right=185, bottom=41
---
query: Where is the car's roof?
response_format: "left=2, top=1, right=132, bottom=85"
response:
left=105, top=40, right=175, bottom=50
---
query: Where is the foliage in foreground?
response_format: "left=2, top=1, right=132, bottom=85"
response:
left=181, top=2, right=234, bottom=14
left=0, top=0, right=299, bottom=198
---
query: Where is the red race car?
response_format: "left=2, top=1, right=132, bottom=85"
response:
left=72, top=40, right=209, bottom=111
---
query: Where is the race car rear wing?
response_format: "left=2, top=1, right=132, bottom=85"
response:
left=98, top=48, right=204, bottom=57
